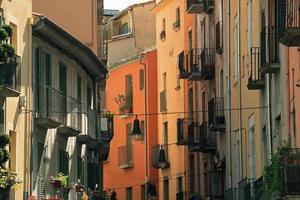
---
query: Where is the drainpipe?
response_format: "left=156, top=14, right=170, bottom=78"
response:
left=139, top=53, right=147, bottom=200
left=237, top=0, right=243, bottom=183
left=226, top=0, right=232, bottom=190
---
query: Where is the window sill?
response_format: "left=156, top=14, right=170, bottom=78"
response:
left=118, top=113, right=133, bottom=119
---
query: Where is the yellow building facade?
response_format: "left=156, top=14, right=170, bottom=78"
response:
left=0, top=0, right=32, bottom=199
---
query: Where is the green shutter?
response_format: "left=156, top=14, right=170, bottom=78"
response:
left=59, top=150, right=69, bottom=175
left=78, top=157, right=84, bottom=183
left=46, top=53, right=52, bottom=86
left=37, top=145, right=47, bottom=199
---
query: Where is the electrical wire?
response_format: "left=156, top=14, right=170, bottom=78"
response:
left=21, top=105, right=267, bottom=116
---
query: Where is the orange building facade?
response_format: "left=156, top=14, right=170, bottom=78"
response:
left=104, top=49, right=158, bottom=200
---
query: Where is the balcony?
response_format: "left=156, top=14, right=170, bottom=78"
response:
left=208, top=97, right=225, bottom=131
left=57, top=96, right=82, bottom=137
left=0, top=53, right=21, bottom=97
left=152, top=144, right=169, bottom=169
left=247, top=47, right=265, bottom=90
left=189, top=122, right=216, bottom=153
left=160, top=90, right=167, bottom=112
left=225, top=188, right=236, bottom=200
left=160, top=30, right=166, bottom=40
left=177, top=118, right=193, bottom=145
left=118, top=144, right=133, bottom=169
left=186, top=0, right=214, bottom=14
left=188, top=48, right=215, bottom=81
left=77, top=108, right=98, bottom=149
left=260, top=26, right=280, bottom=73
left=198, top=122, right=217, bottom=153
left=98, top=114, right=114, bottom=142
left=35, top=85, right=64, bottom=129
left=216, top=21, right=223, bottom=54
left=178, top=51, right=189, bottom=79
left=279, top=0, right=300, bottom=46
left=282, top=149, right=300, bottom=196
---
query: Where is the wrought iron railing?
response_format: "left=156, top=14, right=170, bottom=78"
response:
left=249, top=47, right=263, bottom=81
left=177, top=118, right=193, bottom=145
left=0, top=53, right=21, bottom=92
left=208, top=97, right=225, bottom=129
left=261, top=26, right=279, bottom=66
left=178, top=51, right=189, bottom=79
left=198, top=122, right=216, bottom=151
left=67, top=96, right=82, bottom=131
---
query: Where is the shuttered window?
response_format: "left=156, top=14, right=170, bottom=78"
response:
left=59, top=150, right=69, bottom=175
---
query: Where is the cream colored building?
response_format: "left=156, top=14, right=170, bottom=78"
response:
left=30, top=15, right=107, bottom=199
left=0, top=1, right=32, bottom=199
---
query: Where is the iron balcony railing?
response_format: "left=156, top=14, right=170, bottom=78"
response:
left=278, top=0, right=300, bottom=46
left=261, top=26, right=280, bottom=71
left=177, top=118, right=193, bottom=145
left=188, top=48, right=215, bottom=80
left=160, top=90, right=167, bottom=112
left=216, top=21, right=223, bottom=54
left=186, top=0, right=214, bottom=14
left=152, top=144, right=169, bottom=169
left=208, top=97, right=225, bottom=131
left=0, top=53, right=21, bottom=93
left=67, top=96, right=82, bottom=132
left=198, top=122, right=216, bottom=153
left=118, top=144, right=133, bottom=168
left=37, top=85, right=64, bottom=124
left=178, top=51, right=189, bottom=79
left=248, top=47, right=265, bottom=90
left=87, top=107, right=96, bottom=138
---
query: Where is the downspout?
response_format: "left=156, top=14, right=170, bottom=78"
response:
left=226, top=0, right=232, bottom=190
left=237, top=0, right=243, bottom=182
left=139, top=53, right=147, bottom=200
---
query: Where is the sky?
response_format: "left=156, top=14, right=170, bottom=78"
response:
left=104, top=0, right=149, bottom=10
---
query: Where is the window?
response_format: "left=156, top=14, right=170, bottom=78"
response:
left=0, top=97, right=4, bottom=135
left=201, top=19, right=206, bottom=48
left=140, top=120, right=145, bottom=141
left=234, top=15, right=239, bottom=80
left=141, top=185, right=145, bottom=200
left=204, top=162, right=209, bottom=196
left=163, top=178, right=169, bottom=200
left=220, top=70, right=224, bottom=98
left=0, top=8, right=4, bottom=26
left=121, top=22, right=129, bottom=34
left=162, top=18, right=166, bottom=32
left=177, top=176, right=183, bottom=192
left=190, top=154, right=195, bottom=193
left=46, top=54, right=52, bottom=86
left=173, top=8, right=180, bottom=30
left=202, top=91, right=206, bottom=122
left=188, top=88, right=193, bottom=119
left=140, top=69, right=145, bottom=90
left=160, top=18, right=166, bottom=39
left=77, top=76, right=82, bottom=101
left=87, top=86, right=93, bottom=108
left=163, top=73, right=167, bottom=91
left=126, top=187, right=133, bottom=200
left=188, top=30, right=192, bottom=50
left=78, top=157, right=84, bottom=183
left=10, top=23, right=17, bottom=52
left=59, top=150, right=69, bottom=175
left=60, top=63, right=67, bottom=122
left=125, top=74, right=133, bottom=91
left=163, top=122, right=168, bottom=146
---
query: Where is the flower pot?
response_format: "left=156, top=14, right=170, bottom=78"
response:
left=51, top=180, right=62, bottom=189
left=75, top=185, right=83, bottom=192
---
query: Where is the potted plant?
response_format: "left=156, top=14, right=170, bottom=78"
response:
left=0, top=134, right=21, bottom=200
left=114, top=90, right=133, bottom=115
left=50, top=172, right=68, bottom=189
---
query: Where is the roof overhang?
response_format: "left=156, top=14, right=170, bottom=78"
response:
left=32, top=16, right=108, bottom=79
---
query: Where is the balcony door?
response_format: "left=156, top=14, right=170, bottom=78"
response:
left=60, top=63, right=67, bottom=123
